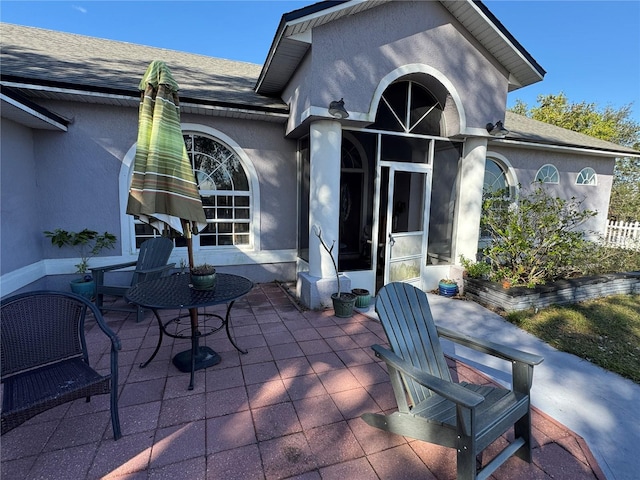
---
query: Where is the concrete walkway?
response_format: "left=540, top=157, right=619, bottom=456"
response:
left=419, top=294, right=640, bottom=480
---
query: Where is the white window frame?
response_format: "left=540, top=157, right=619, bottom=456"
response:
left=576, top=167, right=597, bottom=186
left=535, top=164, right=559, bottom=184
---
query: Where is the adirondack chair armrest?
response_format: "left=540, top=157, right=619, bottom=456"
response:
left=135, top=263, right=176, bottom=282
left=372, top=344, right=485, bottom=409
left=436, top=326, right=544, bottom=366
left=91, top=261, right=138, bottom=276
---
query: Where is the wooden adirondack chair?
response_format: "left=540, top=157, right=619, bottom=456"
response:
left=362, top=282, right=543, bottom=480
left=91, top=237, right=175, bottom=322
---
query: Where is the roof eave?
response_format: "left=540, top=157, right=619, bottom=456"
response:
left=490, top=138, right=640, bottom=158
left=255, top=0, right=545, bottom=96
left=0, top=86, right=69, bottom=131
left=1, top=78, right=289, bottom=121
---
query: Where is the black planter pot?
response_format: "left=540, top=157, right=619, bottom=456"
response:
left=331, top=292, right=357, bottom=318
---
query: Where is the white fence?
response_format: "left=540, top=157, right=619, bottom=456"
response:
left=604, top=220, right=640, bottom=250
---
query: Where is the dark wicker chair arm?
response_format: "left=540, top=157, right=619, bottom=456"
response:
left=84, top=295, right=121, bottom=352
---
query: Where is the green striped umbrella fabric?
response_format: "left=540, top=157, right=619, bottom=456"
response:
left=127, top=60, right=206, bottom=235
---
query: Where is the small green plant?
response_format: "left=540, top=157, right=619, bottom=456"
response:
left=460, top=255, right=492, bottom=279
left=190, top=263, right=216, bottom=275
left=179, top=258, right=188, bottom=274
left=44, top=228, right=117, bottom=275
left=439, top=278, right=457, bottom=285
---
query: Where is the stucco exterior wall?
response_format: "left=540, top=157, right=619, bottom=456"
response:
left=283, top=53, right=313, bottom=137
left=307, top=1, right=508, bottom=127
left=490, top=145, right=615, bottom=235
left=1, top=97, right=299, bottom=295
left=35, top=101, right=136, bottom=259
left=0, top=118, right=42, bottom=273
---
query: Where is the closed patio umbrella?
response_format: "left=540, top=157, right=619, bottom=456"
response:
left=127, top=60, right=213, bottom=373
left=126, top=60, right=206, bottom=268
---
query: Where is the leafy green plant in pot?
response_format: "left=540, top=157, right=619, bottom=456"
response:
left=44, top=228, right=117, bottom=299
left=190, top=263, right=217, bottom=291
left=313, top=226, right=356, bottom=317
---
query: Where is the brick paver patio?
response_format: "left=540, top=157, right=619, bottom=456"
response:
left=1, top=282, right=605, bottom=479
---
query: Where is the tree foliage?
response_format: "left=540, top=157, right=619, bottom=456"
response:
left=510, top=93, right=640, bottom=221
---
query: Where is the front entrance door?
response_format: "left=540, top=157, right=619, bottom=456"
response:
left=377, top=163, right=431, bottom=291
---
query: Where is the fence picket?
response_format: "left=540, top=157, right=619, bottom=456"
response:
left=604, top=220, right=640, bottom=250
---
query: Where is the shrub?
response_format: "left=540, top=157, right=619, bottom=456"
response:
left=480, top=186, right=597, bottom=287
left=460, top=255, right=492, bottom=279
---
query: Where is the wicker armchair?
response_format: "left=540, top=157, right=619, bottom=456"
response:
left=1, top=291, right=122, bottom=440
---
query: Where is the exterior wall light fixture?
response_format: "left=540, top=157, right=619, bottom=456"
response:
left=486, top=120, right=509, bottom=137
left=328, top=98, right=349, bottom=119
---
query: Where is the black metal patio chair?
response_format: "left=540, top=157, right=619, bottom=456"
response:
left=1, top=291, right=122, bottom=440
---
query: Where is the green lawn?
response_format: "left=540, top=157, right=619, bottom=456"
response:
left=505, top=294, right=640, bottom=384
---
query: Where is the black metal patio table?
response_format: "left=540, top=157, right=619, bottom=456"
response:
left=125, top=272, right=253, bottom=390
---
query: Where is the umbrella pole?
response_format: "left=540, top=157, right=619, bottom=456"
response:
left=182, top=219, right=202, bottom=389
left=183, top=220, right=196, bottom=270
left=181, top=220, right=199, bottom=330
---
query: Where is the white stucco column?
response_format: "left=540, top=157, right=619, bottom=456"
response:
left=298, top=119, right=350, bottom=309
left=453, top=137, right=487, bottom=263
left=308, top=120, right=342, bottom=277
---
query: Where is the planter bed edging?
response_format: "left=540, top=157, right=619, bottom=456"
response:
left=464, top=272, right=640, bottom=313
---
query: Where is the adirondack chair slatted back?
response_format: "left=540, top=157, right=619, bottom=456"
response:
left=130, top=237, right=173, bottom=286
left=375, top=282, right=451, bottom=404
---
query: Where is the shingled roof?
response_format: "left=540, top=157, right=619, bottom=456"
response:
left=1, top=21, right=637, bottom=156
left=503, top=111, right=639, bottom=156
left=0, top=23, right=286, bottom=113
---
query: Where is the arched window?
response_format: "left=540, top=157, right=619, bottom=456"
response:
left=576, top=167, right=597, bottom=185
left=484, top=158, right=509, bottom=195
left=535, top=164, right=559, bottom=184
left=480, top=157, right=517, bottom=246
left=372, top=80, right=443, bottom=135
left=185, top=133, right=251, bottom=246
left=133, top=132, right=254, bottom=249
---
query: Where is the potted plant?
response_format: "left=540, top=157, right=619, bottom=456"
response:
left=190, top=263, right=217, bottom=290
left=351, top=288, right=371, bottom=308
left=44, top=228, right=117, bottom=299
left=313, top=226, right=357, bottom=317
left=438, top=278, right=459, bottom=297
